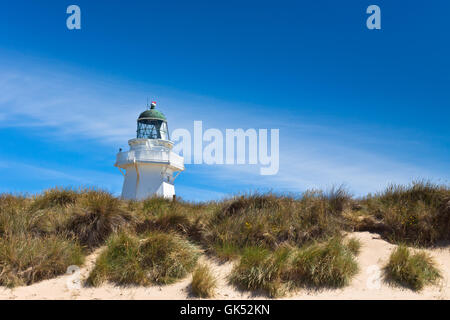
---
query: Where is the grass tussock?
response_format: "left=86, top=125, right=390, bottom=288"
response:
left=357, top=181, right=450, bottom=246
left=0, top=181, right=447, bottom=291
left=135, top=197, right=215, bottom=241
left=346, top=238, right=362, bottom=255
left=384, top=245, right=441, bottom=291
left=230, top=246, right=292, bottom=297
left=0, top=234, right=84, bottom=287
left=191, top=263, right=217, bottom=298
left=31, top=187, right=79, bottom=210
left=63, top=190, right=135, bottom=249
left=0, top=192, right=85, bottom=287
left=0, top=194, right=37, bottom=236
left=87, top=231, right=199, bottom=286
left=230, top=237, right=360, bottom=297
left=206, top=188, right=351, bottom=260
left=290, top=237, right=359, bottom=288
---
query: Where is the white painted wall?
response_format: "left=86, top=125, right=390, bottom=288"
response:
left=115, top=138, right=183, bottom=200
left=120, top=164, right=175, bottom=200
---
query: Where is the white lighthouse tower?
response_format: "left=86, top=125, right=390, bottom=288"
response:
left=115, top=101, right=184, bottom=200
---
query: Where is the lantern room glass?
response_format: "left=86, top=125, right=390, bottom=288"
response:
left=136, top=119, right=169, bottom=140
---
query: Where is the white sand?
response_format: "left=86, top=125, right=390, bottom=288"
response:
left=0, top=232, right=448, bottom=300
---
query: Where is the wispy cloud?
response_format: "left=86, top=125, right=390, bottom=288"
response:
left=0, top=160, right=122, bottom=195
left=0, top=56, right=448, bottom=200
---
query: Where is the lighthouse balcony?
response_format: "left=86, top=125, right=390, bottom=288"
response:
left=115, top=150, right=184, bottom=171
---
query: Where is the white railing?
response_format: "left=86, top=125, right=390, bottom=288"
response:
left=116, top=150, right=184, bottom=170
left=169, top=152, right=184, bottom=169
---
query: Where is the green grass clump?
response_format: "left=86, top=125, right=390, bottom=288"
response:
left=191, top=264, right=217, bottom=298
left=0, top=181, right=447, bottom=291
left=87, top=231, right=199, bottom=286
left=212, top=243, right=241, bottom=261
left=0, top=194, right=36, bottom=236
left=358, top=181, right=450, bottom=246
left=136, top=197, right=216, bottom=241
left=63, top=190, right=135, bottom=249
left=0, top=193, right=84, bottom=287
left=206, top=188, right=351, bottom=259
left=230, top=246, right=291, bottom=297
left=346, top=238, right=362, bottom=255
left=31, top=187, right=79, bottom=210
left=231, top=237, right=360, bottom=296
left=0, top=234, right=84, bottom=287
left=290, top=237, right=359, bottom=288
left=384, top=245, right=441, bottom=291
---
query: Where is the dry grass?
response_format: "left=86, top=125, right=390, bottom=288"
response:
left=0, top=192, right=84, bottom=287
left=191, top=263, right=217, bottom=298
left=0, top=234, right=84, bottom=287
left=63, top=190, right=135, bottom=250
left=135, top=197, right=214, bottom=241
left=205, top=188, right=351, bottom=260
left=31, top=187, right=79, bottom=210
left=356, top=181, right=450, bottom=246
left=0, top=194, right=36, bottom=236
left=0, top=189, right=135, bottom=287
left=0, top=181, right=448, bottom=292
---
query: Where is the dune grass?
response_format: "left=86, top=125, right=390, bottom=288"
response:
left=191, top=263, right=217, bottom=298
left=384, top=245, right=441, bottom=291
left=230, top=237, right=360, bottom=297
left=357, top=181, right=450, bottom=246
left=230, top=245, right=292, bottom=297
left=135, top=197, right=215, bottom=241
left=0, top=189, right=136, bottom=287
left=0, top=193, right=84, bottom=287
left=205, top=188, right=351, bottom=260
left=31, top=187, right=79, bottom=210
left=346, top=238, right=362, bottom=255
left=0, top=234, right=84, bottom=287
left=0, top=194, right=36, bottom=236
left=290, top=237, right=359, bottom=288
left=87, top=231, right=199, bottom=286
left=0, top=181, right=447, bottom=291
left=63, top=190, right=135, bottom=249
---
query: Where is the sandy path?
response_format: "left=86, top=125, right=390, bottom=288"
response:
left=0, top=232, right=448, bottom=300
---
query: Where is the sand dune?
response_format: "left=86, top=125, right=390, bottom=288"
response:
left=0, top=232, right=448, bottom=300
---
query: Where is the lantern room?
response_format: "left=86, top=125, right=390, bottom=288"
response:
left=136, top=101, right=169, bottom=140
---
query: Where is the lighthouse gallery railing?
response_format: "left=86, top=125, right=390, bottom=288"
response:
left=115, top=150, right=184, bottom=170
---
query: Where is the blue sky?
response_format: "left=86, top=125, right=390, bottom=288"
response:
left=0, top=0, right=449, bottom=201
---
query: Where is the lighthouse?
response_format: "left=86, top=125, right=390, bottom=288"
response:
left=115, top=102, right=184, bottom=200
